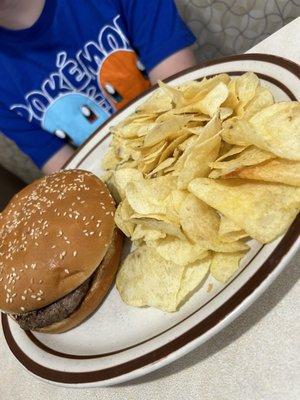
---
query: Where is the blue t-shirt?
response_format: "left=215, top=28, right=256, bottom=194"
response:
left=0, top=0, right=195, bottom=168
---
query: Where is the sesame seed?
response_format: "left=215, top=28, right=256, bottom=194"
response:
left=64, top=269, right=69, bottom=274
left=73, top=251, right=77, bottom=257
left=7, top=289, right=11, bottom=293
left=105, top=211, right=110, bottom=215
left=37, top=297, right=42, bottom=301
left=89, top=231, right=94, bottom=235
left=31, top=294, right=37, bottom=299
left=99, top=232, right=102, bottom=237
left=39, top=280, right=43, bottom=284
left=51, top=245, right=56, bottom=249
left=21, top=307, right=25, bottom=311
left=5, top=299, right=8, bottom=303
left=21, top=296, right=26, bottom=300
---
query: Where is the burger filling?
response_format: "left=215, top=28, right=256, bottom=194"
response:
left=12, top=277, right=91, bottom=330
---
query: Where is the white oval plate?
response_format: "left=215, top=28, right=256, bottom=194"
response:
left=2, top=54, right=300, bottom=388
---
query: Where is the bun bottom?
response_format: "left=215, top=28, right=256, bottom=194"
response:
left=35, top=229, right=123, bottom=334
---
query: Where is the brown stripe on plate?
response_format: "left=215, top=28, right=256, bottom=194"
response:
left=2, top=214, right=299, bottom=384
left=63, top=53, right=300, bottom=170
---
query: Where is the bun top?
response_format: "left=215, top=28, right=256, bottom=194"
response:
left=0, top=170, right=116, bottom=314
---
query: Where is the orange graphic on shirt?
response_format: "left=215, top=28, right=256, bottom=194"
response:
left=98, top=50, right=150, bottom=110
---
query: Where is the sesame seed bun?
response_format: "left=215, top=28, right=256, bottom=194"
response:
left=0, top=170, right=120, bottom=316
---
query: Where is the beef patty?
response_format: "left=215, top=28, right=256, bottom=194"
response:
left=13, top=278, right=91, bottom=330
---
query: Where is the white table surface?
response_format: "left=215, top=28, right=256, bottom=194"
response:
left=1, top=17, right=299, bottom=400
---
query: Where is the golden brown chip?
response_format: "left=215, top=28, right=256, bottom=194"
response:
left=225, top=158, right=300, bottom=186
left=209, top=146, right=275, bottom=179
left=189, top=178, right=300, bottom=243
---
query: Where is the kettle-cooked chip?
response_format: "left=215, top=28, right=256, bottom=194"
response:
left=225, top=158, right=300, bottom=186
left=179, top=193, right=220, bottom=242
left=116, top=246, right=211, bottom=312
left=189, top=178, right=300, bottom=243
left=211, top=251, right=246, bottom=283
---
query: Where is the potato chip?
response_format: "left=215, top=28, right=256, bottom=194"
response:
left=222, top=103, right=300, bottom=160
left=116, top=246, right=185, bottom=312
left=148, top=157, right=176, bottom=177
left=242, top=87, right=274, bottom=120
left=116, top=246, right=211, bottom=312
left=226, top=158, right=300, bottom=187
left=143, top=116, right=191, bottom=147
left=182, top=73, right=230, bottom=103
left=215, top=144, right=246, bottom=162
left=189, top=178, right=300, bottom=243
left=166, top=189, right=189, bottom=223
left=197, top=238, right=249, bottom=252
left=174, top=115, right=221, bottom=177
left=210, top=251, right=246, bottom=283
left=102, top=147, right=120, bottom=170
left=218, top=214, right=241, bottom=235
left=249, top=102, right=300, bottom=160
left=176, top=256, right=211, bottom=305
left=148, top=236, right=209, bottom=265
left=131, top=224, right=166, bottom=242
left=130, top=217, right=185, bottom=239
left=126, top=175, right=176, bottom=215
left=158, top=133, right=190, bottom=163
left=136, top=87, right=172, bottom=114
left=140, top=141, right=167, bottom=159
left=177, top=134, right=221, bottom=189
left=218, top=215, right=247, bottom=242
left=114, top=200, right=135, bottom=237
left=209, top=146, right=275, bottom=178
left=235, top=72, right=260, bottom=105
left=178, top=82, right=229, bottom=116
left=179, top=193, right=219, bottom=242
left=114, top=168, right=143, bottom=200
left=220, top=107, right=233, bottom=120
left=221, top=117, right=256, bottom=146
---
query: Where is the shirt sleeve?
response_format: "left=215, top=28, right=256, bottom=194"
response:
left=117, top=0, right=196, bottom=71
left=0, top=105, right=65, bottom=169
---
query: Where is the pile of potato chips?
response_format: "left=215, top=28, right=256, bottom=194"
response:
left=102, top=72, right=300, bottom=313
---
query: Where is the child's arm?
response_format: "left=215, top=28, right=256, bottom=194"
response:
left=42, top=144, right=75, bottom=175
left=148, top=47, right=196, bottom=84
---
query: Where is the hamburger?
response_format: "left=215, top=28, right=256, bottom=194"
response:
left=0, top=170, right=123, bottom=333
